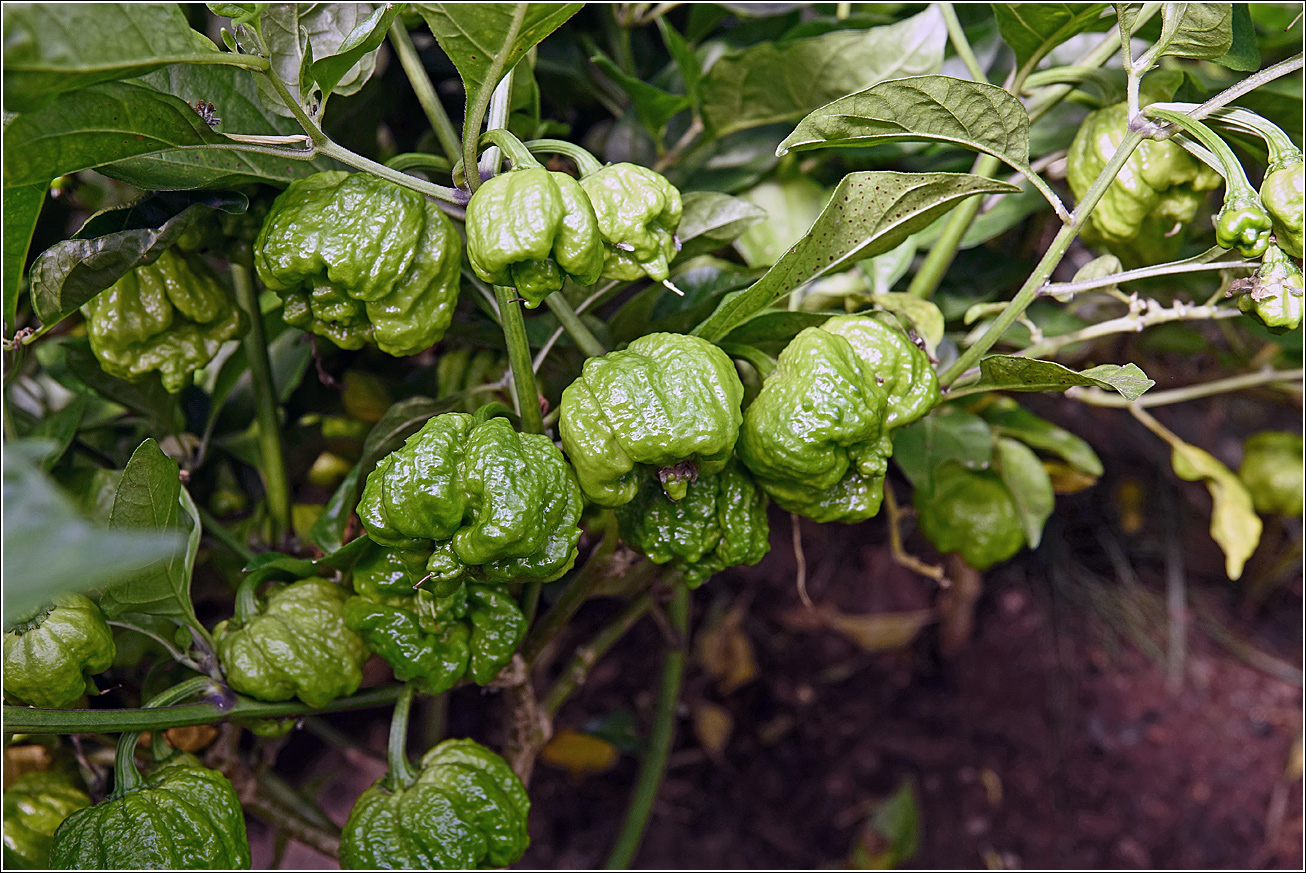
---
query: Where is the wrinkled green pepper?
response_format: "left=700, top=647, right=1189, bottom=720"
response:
left=344, top=546, right=526, bottom=694
left=1261, top=151, right=1304, bottom=258
left=81, top=248, right=244, bottom=392
left=1215, top=194, right=1274, bottom=258
left=559, top=333, right=745, bottom=506
left=914, top=462, right=1025, bottom=570
left=49, top=752, right=251, bottom=870
left=579, top=163, right=683, bottom=282
left=340, top=738, right=530, bottom=870
left=255, top=171, right=461, bottom=356
left=617, top=460, right=770, bottom=588
left=358, top=413, right=584, bottom=590
left=1066, top=95, right=1222, bottom=266
left=3, top=771, right=91, bottom=869
left=213, top=577, right=370, bottom=708
left=1239, top=430, right=1304, bottom=517
left=464, top=166, right=605, bottom=306
left=1238, top=244, right=1304, bottom=331
left=738, top=316, right=938, bottom=523
left=4, top=593, right=115, bottom=710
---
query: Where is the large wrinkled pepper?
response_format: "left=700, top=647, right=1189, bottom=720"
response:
left=81, top=248, right=244, bottom=392
left=1261, top=150, right=1304, bottom=258
left=617, top=460, right=769, bottom=588
left=579, top=162, right=683, bottom=282
left=913, top=462, right=1025, bottom=570
left=1066, top=94, right=1222, bottom=265
left=1238, top=244, right=1304, bottom=332
left=343, top=546, right=526, bottom=694
left=358, top=413, right=584, bottom=590
left=4, top=593, right=115, bottom=710
left=1239, top=430, right=1304, bottom=517
left=255, top=171, right=461, bottom=355
left=738, top=316, right=938, bottom=523
left=464, top=165, right=605, bottom=306
left=49, top=752, right=251, bottom=869
left=213, top=576, right=370, bottom=708
left=3, top=771, right=91, bottom=869
left=340, top=738, right=529, bottom=870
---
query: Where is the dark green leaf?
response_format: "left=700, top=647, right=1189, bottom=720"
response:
left=23, top=395, right=90, bottom=471
left=1213, top=4, right=1259, bottom=71
left=979, top=398, right=1103, bottom=477
left=591, top=51, right=692, bottom=141
left=61, top=339, right=181, bottom=435
left=656, top=17, right=701, bottom=101
left=991, top=3, right=1110, bottom=70
left=1, top=3, right=221, bottom=113
left=1157, top=3, right=1234, bottom=60
left=3, top=182, right=46, bottom=333
left=692, top=171, right=1018, bottom=341
left=721, top=310, right=831, bottom=346
left=674, top=191, right=768, bottom=261
left=892, top=407, right=993, bottom=495
left=993, top=436, right=1055, bottom=548
left=911, top=181, right=1043, bottom=251
left=241, top=536, right=372, bottom=586
left=311, top=3, right=406, bottom=99
left=969, top=356, right=1155, bottom=401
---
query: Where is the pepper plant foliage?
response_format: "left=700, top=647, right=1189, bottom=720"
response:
left=1, top=2, right=1301, bottom=868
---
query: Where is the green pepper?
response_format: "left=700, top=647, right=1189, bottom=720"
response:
left=213, top=576, right=370, bottom=708
left=1066, top=94, right=1222, bottom=266
left=343, top=546, right=526, bottom=694
left=559, top=332, right=745, bottom=507
left=737, top=316, right=938, bottom=523
left=464, top=166, right=605, bottom=306
left=49, top=752, right=251, bottom=870
left=1215, top=194, right=1274, bottom=258
left=255, top=171, right=461, bottom=356
left=1238, top=244, right=1304, bottom=332
left=1261, top=152, right=1304, bottom=258
left=579, top=162, right=683, bottom=282
left=358, top=413, right=584, bottom=590
left=339, top=738, right=530, bottom=870
left=4, top=593, right=115, bottom=710
left=3, top=771, right=91, bottom=869
left=617, top=459, right=769, bottom=589
left=1238, top=430, right=1303, bottom=517
left=81, top=248, right=245, bottom=392
left=913, top=462, right=1025, bottom=570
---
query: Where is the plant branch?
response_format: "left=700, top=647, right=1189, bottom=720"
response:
left=386, top=684, right=418, bottom=788
left=521, top=515, right=620, bottom=667
left=941, top=3, right=986, bottom=82
left=462, top=5, right=528, bottom=191
left=544, top=294, right=607, bottom=358
left=1013, top=298, right=1242, bottom=360
left=543, top=592, right=655, bottom=717
left=1038, top=256, right=1258, bottom=299
left=1068, top=368, right=1303, bottom=408
left=494, top=285, right=545, bottom=435
left=388, top=21, right=463, bottom=167
left=197, top=504, right=255, bottom=562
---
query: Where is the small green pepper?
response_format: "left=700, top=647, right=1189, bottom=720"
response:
left=339, top=738, right=530, bottom=870
left=1215, top=194, right=1274, bottom=258
left=4, top=594, right=115, bottom=710
left=1238, top=430, right=1303, bottom=517
left=1261, top=152, right=1304, bottom=258
left=579, top=162, right=683, bottom=282
left=3, top=771, right=91, bottom=869
left=913, top=462, right=1026, bottom=570
left=1238, top=244, right=1304, bottom=332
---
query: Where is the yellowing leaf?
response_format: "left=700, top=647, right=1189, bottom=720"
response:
left=1170, top=440, right=1262, bottom=579
left=1043, top=460, right=1098, bottom=494
left=692, top=701, right=734, bottom=762
left=539, top=728, right=619, bottom=779
left=694, top=603, right=759, bottom=694
left=825, top=609, right=934, bottom=653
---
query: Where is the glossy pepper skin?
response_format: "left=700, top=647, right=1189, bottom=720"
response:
left=358, top=413, right=584, bottom=590
left=213, top=577, right=370, bottom=707
left=738, top=316, right=938, bottom=523
left=340, top=739, right=529, bottom=870
left=559, top=333, right=744, bottom=507
left=3, top=771, right=91, bottom=869
left=1238, top=245, right=1304, bottom=332
left=1260, top=153, right=1304, bottom=258
left=255, top=171, right=461, bottom=356
left=1066, top=97, right=1222, bottom=266
left=617, top=460, right=769, bottom=588
left=81, top=248, right=244, bottom=392
left=1239, top=431, right=1304, bottom=517
left=464, top=166, right=605, bottom=306
left=914, top=463, right=1025, bottom=570
left=4, top=593, right=115, bottom=709
left=579, top=163, right=683, bottom=282
left=1215, top=194, right=1274, bottom=258
left=49, top=753, right=251, bottom=870
left=343, top=546, right=526, bottom=694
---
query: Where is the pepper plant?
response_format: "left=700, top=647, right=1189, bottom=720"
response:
left=2, top=3, right=1302, bottom=869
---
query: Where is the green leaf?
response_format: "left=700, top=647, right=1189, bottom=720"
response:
left=1054, top=253, right=1123, bottom=301
left=777, top=77, right=1037, bottom=186
left=893, top=407, right=993, bottom=495
left=3, top=182, right=46, bottom=334
left=590, top=50, right=693, bottom=142
left=912, top=181, right=1044, bottom=252
left=700, top=6, right=946, bottom=137
left=1168, top=437, right=1261, bottom=579
left=60, top=339, right=181, bottom=435
left=674, top=191, right=768, bottom=261
left=310, top=3, right=405, bottom=99
left=1156, top=3, right=1234, bottom=61
left=2, top=440, right=182, bottom=622
left=692, top=171, right=1018, bottom=342
left=978, top=397, right=1103, bottom=477
left=23, top=395, right=90, bottom=472
left=99, top=65, right=336, bottom=190
left=656, top=16, right=702, bottom=102
left=993, top=437, right=1055, bottom=549
left=720, top=309, right=831, bottom=346
left=30, top=191, right=247, bottom=327
left=241, top=536, right=372, bottom=586
left=100, top=439, right=199, bottom=624
left=1213, top=4, right=1259, bottom=71
left=969, top=356, right=1155, bottom=401
left=3, top=81, right=221, bottom=190
left=856, top=236, right=917, bottom=297
left=991, top=3, right=1110, bottom=70
left=1, top=3, right=220, bottom=113
left=853, top=780, right=921, bottom=869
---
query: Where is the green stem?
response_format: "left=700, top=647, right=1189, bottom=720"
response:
left=521, top=514, right=620, bottom=666
left=388, top=21, right=463, bottom=168
left=939, top=128, right=1146, bottom=386
left=1038, top=255, right=1257, bottom=300
left=231, top=259, right=290, bottom=544
left=521, top=581, right=543, bottom=626
left=197, top=505, right=255, bottom=562
left=544, top=294, right=607, bottom=358
left=233, top=572, right=262, bottom=625
left=462, top=5, right=529, bottom=191
left=605, top=583, right=689, bottom=869
left=905, top=153, right=1001, bottom=299
left=387, top=684, right=419, bottom=788
left=494, top=285, right=545, bottom=434
left=480, top=127, right=540, bottom=170
left=543, top=592, right=655, bottom=717
left=112, top=677, right=214, bottom=796
left=1144, top=107, right=1258, bottom=195
left=4, top=684, right=407, bottom=736
left=386, top=152, right=453, bottom=174
left=1070, top=368, right=1303, bottom=408
left=480, top=68, right=516, bottom=179
left=316, top=140, right=466, bottom=206
left=525, top=139, right=605, bottom=176
left=940, top=3, right=985, bottom=82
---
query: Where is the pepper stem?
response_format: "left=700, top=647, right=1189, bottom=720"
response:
left=386, top=684, right=419, bottom=790
left=480, top=129, right=542, bottom=171
left=112, top=677, right=215, bottom=798
left=494, top=284, right=546, bottom=435
left=524, top=139, right=604, bottom=176
left=233, top=572, right=262, bottom=626
left=1145, top=106, right=1259, bottom=199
